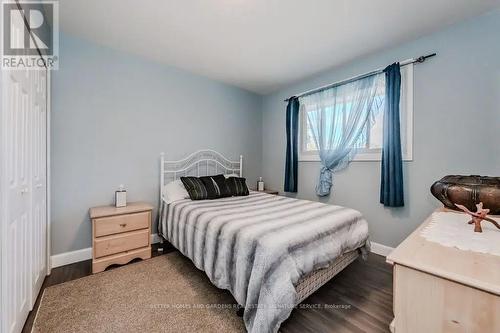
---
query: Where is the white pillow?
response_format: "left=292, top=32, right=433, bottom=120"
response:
left=224, top=173, right=241, bottom=178
left=163, top=179, right=189, bottom=204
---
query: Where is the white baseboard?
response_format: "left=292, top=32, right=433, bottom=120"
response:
left=50, top=233, right=161, bottom=269
left=151, top=233, right=162, bottom=244
left=370, top=241, right=395, bottom=257
left=51, top=247, right=92, bottom=268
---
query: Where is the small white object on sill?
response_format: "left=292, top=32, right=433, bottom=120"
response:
left=421, top=211, right=500, bottom=256
left=115, top=184, right=127, bottom=208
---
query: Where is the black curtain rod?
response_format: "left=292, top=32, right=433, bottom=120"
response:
left=284, top=53, right=436, bottom=102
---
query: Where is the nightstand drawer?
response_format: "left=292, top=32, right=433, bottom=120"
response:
left=94, top=229, right=149, bottom=258
left=94, top=211, right=150, bottom=237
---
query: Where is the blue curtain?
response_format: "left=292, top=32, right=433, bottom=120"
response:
left=284, top=97, right=300, bottom=192
left=380, top=63, right=404, bottom=207
left=302, top=75, right=381, bottom=196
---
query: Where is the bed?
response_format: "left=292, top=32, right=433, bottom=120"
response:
left=158, top=150, right=370, bottom=333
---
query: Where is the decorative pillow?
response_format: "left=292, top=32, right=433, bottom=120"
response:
left=180, top=177, right=208, bottom=200
left=200, top=174, right=232, bottom=199
left=163, top=179, right=189, bottom=204
left=226, top=177, right=249, bottom=196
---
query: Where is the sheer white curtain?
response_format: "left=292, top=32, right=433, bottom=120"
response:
left=300, top=74, right=382, bottom=196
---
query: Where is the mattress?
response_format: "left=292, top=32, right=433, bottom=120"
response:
left=158, top=191, right=369, bottom=333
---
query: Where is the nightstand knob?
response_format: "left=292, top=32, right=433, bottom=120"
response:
left=119, top=223, right=127, bottom=227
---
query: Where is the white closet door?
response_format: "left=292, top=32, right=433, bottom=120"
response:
left=1, top=68, right=47, bottom=333
left=30, top=69, right=48, bottom=306
left=1, top=71, right=48, bottom=333
left=0, top=9, right=48, bottom=333
left=1, top=10, right=31, bottom=332
left=2, top=69, right=33, bottom=333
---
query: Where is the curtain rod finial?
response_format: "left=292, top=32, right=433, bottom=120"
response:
left=416, top=52, right=437, bottom=63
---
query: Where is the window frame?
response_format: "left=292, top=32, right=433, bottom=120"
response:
left=298, top=64, right=414, bottom=162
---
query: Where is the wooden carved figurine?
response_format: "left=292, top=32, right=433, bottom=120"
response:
left=455, top=202, right=500, bottom=233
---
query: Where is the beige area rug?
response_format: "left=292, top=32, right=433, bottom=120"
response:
left=32, top=253, right=246, bottom=333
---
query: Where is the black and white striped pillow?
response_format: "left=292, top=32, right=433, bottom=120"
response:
left=180, top=177, right=208, bottom=200
left=226, top=177, right=249, bottom=196
left=200, top=174, right=231, bottom=199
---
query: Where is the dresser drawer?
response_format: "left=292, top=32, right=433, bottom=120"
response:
left=94, top=211, right=150, bottom=237
left=94, top=229, right=149, bottom=258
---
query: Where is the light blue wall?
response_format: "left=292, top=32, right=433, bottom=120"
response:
left=261, top=10, right=500, bottom=247
left=52, top=10, right=499, bottom=255
left=51, top=34, right=262, bottom=255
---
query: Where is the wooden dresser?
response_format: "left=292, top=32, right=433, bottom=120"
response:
left=387, top=209, right=500, bottom=332
left=89, top=202, right=153, bottom=273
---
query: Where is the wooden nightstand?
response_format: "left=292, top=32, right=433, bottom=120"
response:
left=89, top=202, right=153, bottom=273
left=258, top=189, right=279, bottom=195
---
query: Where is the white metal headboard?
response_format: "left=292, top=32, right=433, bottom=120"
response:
left=160, top=149, right=243, bottom=198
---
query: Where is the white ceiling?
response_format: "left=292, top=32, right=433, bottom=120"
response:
left=59, top=0, right=500, bottom=94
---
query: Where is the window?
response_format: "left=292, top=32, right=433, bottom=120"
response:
left=299, top=64, right=413, bottom=161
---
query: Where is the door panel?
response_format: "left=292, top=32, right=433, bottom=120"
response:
left=31, top=69, right=47, bottom=305
left=3, top=70, right=32, bottom=333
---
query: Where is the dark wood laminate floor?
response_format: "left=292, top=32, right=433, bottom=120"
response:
left=23, top=245, right=393, bottom=333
